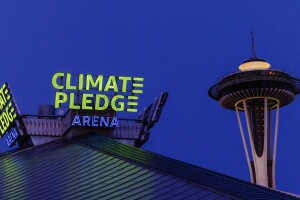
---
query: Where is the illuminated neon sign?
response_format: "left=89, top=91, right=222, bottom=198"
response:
left=6, top=128, right=20, bottom=147
left=72, top=115, right=119, bottom=128
left=0, top=83, right=19, bottom=137
left=52, top=73, right=144, bottom=112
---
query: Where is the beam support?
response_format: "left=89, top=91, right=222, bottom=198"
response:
left=235, top=98, right=278, bottom=188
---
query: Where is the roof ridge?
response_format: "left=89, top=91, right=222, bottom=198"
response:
left=68, top=136, right=239, bottom=199
left=71, top=133, right=298, bottom=199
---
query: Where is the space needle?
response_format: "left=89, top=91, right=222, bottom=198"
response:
left=208, top=33, right=300, bottom=188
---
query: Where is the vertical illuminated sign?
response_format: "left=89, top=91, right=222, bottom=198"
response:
left=0, top=82, right=22, bottom=147
left=0, top=83, right=19, bottom=136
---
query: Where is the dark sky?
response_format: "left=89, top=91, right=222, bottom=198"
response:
left=1, top=0, right=300, bottom=195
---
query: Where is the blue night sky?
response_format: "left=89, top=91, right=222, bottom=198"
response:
left=1, top=0, right=300, bottom=195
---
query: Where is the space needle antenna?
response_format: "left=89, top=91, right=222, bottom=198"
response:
left=251, top=31, right=256, bottom=59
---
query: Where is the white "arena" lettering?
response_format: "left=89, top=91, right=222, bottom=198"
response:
left=71, top=115, right=119, bottom=128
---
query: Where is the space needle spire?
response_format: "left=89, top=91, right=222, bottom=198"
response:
left=251, top=31, right=256, bottom=59
left=208, top=35, right=300, bottom=188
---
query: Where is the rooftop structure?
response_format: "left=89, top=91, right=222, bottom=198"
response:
left=0, top=133, right=298, bottom=199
